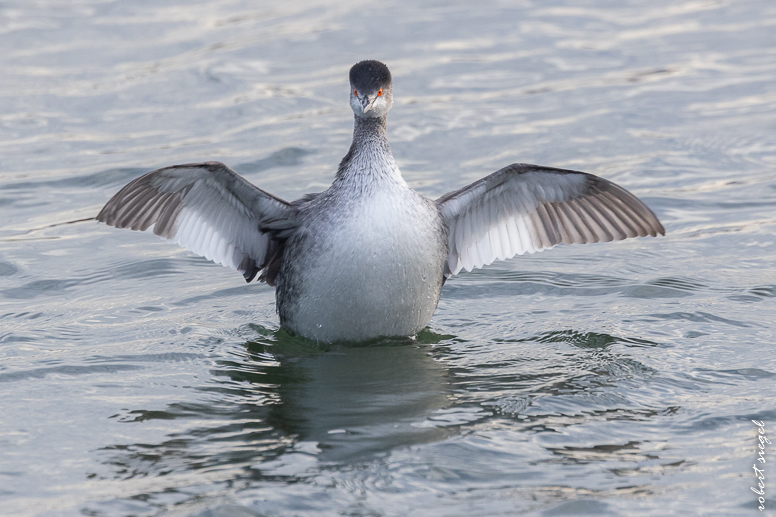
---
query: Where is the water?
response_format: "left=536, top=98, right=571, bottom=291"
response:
left=1, top=0, right=775, bottom=515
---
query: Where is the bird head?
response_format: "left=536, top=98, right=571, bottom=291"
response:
left=349, top=60, right=393, bottom=119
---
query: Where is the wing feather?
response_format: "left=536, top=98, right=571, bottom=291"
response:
left=97, top=161, right=294, bottom=282
left=576, top=197, right=611, bottom=241
left=436, top=163, right=664, bottom=276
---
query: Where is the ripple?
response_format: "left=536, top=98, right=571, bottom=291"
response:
left=622, top=284, right=693, bottom=299
left=0, top=167, right=147, bottom=191
left=0, top=364, right=143, bottom=382
left=691, top=367, right=776, bottom=381
left=531, top=329, right=660, bottom=349
left=1, top=279, right=80, bottom=299
left=0, top=261, right=19, bottom=276
left=232, top=147, right=314, bottom=174
left=644, top=311, right=751, bottom=328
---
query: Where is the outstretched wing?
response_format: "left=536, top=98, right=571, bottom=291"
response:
left=97, top=161, right=294, bottom=282
left=436, top=163, right=664, bottom=276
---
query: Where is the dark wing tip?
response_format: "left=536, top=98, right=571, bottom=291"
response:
left=96, top=167, right=156, bottom=226
left=654, top=218, right=666, bottom=236
left=239, top=254, right=259, bottom=283
left=96, top=203, right=110, bottom=224
left=586, top=176, right=665, bottom=239
left=95, top=162, right=227, bottom=230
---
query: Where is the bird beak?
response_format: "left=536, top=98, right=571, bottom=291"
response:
left=361, top=95, right=377, bottom=113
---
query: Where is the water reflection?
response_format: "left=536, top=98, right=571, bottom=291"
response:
left=102, top=328, right=455, bottom=481
left=99, top=326, right=670, bottom=487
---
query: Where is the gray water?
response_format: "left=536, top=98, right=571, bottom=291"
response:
left=1, top=1, right=775, bottom=515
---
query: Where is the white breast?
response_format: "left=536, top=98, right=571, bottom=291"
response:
left=277, top=184, right=447, bottom=343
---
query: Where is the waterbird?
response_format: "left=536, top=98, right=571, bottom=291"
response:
left=98, top=60, right=664, bottom=343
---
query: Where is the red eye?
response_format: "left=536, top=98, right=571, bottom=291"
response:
left=377, top=88, right=383, bottom=97
left=353, top=88, right=358, bottom=96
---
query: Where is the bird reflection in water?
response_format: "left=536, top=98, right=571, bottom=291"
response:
left=101, top=328, right=455, bottom=484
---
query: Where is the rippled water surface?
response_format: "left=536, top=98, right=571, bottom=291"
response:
left=1, top=1, right=775, bottom=515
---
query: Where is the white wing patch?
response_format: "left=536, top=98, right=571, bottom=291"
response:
left=169, top=203, right=264, bottom=274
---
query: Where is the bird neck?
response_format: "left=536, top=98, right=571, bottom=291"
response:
left=353, top=114, right=389, bottom=144
left=335, top=115, right=405, bottom=189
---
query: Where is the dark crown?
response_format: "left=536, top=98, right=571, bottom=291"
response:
left=349, top=60, right=392, bottom=93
